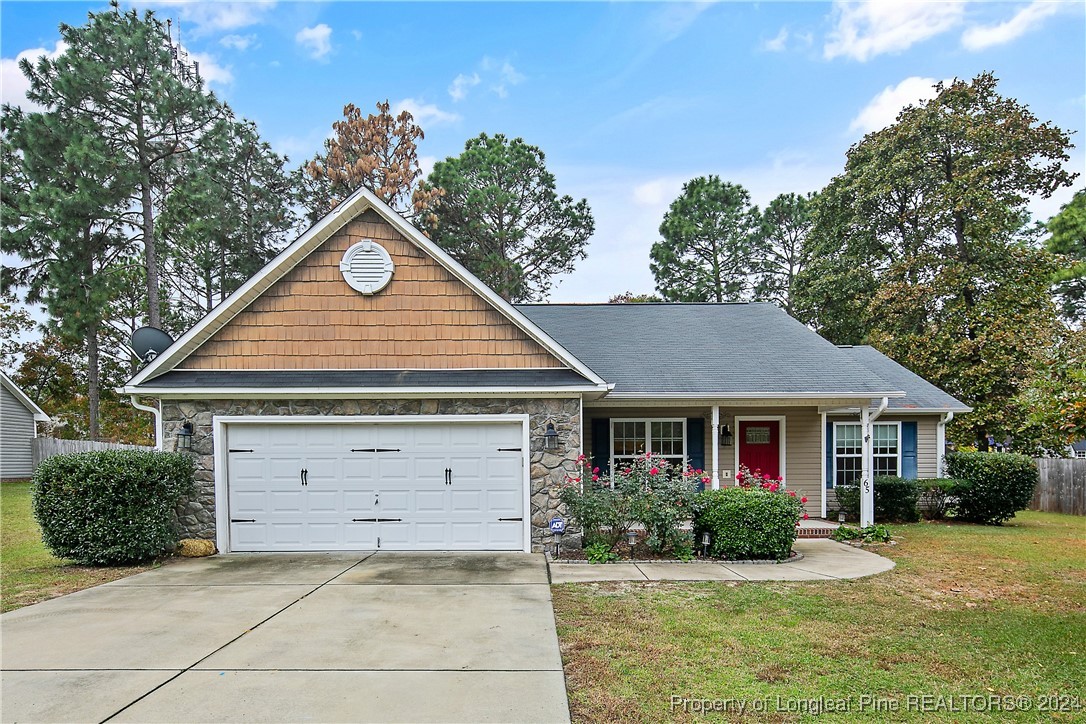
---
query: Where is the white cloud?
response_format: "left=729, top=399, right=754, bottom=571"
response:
left=392, top=98, right=460, bottom=127
left=128, top=1, right=277, bottom=36
left=492, top=61, right=526, bottom=98
left=351, top=29, right=363, bottom=42
left=219, top=34, right=256, bottom=51
left=849, top=76, right=950, bottom=135
left=295, top=24, right=332, bottom=60
left=448, top=72, right=480, bottom=102
left=762, top=27, right=789, bottom=52
left=824, top=1, right=965, bottom=62
left=1, top=41, right=67, bottom=110
left=961, top=1, right=1061, bottom=51
left=188, top=51, right=233, bottom=88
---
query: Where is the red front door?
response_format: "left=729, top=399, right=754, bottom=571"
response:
left=738, top=421, right=781, bottom=479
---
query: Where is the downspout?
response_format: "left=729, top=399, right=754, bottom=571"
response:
left=937, top=411, right=954, bottom=478
left=130, top=395, right=163, bottom=451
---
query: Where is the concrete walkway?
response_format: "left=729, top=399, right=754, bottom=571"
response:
left=549, top=539, right=895, bottom=583
left=1, top=553, right=569, bottom=724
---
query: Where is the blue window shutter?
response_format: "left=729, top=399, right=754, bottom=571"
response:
left=591, top=418, right=610, bottom=473
left=826, top=420, right=834, bottom=489
left=686, top=418, right=705, bottom=490
left=902, top=421, right=918, bottom=479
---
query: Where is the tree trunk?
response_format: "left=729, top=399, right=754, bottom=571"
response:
left=87, top=320, right=101, bottom=442
left=135, top=108, right=161, bottom=328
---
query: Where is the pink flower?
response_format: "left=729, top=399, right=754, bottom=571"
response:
left=650, top=467, right=659, bottom=475
left=803, top=513, right=809, bottom=520
left=788, top=490, right=797, bottom=498
left=775, top=475, right=783, bottom=482
left=701, top=477, right=710, bottom=484
left=736, top=472, right=744, bottom=480
left=770, top=483, right=779, bottom=492
left=592, top=467, right=599, bottom=474
left=763, top=474, right=771, bottom=481
left=592, top=474, right=599, bottom=482
left=801, top=496, right=808, bottom=504
left=577, top=454, right=586, bottom=462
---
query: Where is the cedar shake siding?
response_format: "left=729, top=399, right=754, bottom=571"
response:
left=181, top=210, right=564, bottom=371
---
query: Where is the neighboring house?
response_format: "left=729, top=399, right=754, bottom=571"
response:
left=1071, top=441, right=1086, bottom=459
left=1, top=371, right=50, bottom=480
left=121, top=187, right=971, bottom=553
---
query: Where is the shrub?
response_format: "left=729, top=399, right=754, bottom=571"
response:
left=832, top=524, right=893, bottom=543
left=692, top=486, right=803, bottom=561
left=556, top=476, right=635, bottom=550
left=32, top=450, right=196, bottom=565
left=833, top=477, right=920, bottom=522
left=915, top=478, right=964, bottom=520
left=584, top=542, right=620, bottom=563
left=945, top=452, right=1038, bottom=524
left=613, top=454, right=702, bottom=554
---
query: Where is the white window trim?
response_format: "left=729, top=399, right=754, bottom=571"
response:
left=831, top=420, right=902, bottom=488
left=733, top=415, right=787, bottom=486
left=609, top=418, right=687, bottom=479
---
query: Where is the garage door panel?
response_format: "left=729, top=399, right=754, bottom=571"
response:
left=227, top=421, right=524, bottom=551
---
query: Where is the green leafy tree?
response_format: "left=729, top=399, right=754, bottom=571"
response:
left=796, top=73, right=1077, bottom=446
left=301, top=101, right=441, bottom=225
left=1013, top=326, right=1086, bottom=454
left=19, top=1, right=222, bottom=327
left=1045, top=189, right=1086, bottom=324
left=2, top=107, right=137, bottom=440
left=0, top=292, right=33, bottom=370
left=753, top=192, right=814, bottom=316
left=160, top=113, right=298, bottom=331
left=608, top=292, right=662, bottom=303
left=650, top=177, right=760, bottom=302
left=421, top=133, right=594, bottom=302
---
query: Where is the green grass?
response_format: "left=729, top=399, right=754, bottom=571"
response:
left=1, top=481, right=152, bottom=612
left=552, top=512, right=1086, bottom=722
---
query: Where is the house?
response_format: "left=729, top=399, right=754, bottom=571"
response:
left=121, top=187, right=971, bottom=553
left=1, top=371, right=49, bottom=480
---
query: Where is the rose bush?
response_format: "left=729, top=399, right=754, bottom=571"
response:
left=691, top=465, right=805, bottom=560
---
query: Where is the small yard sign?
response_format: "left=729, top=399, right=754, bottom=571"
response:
left=549, top=517, right=566, bottom=534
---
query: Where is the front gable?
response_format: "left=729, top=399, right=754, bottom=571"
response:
left=181, top=210, right=562, bottom=370
left=125, top=188, right=607, bottom=389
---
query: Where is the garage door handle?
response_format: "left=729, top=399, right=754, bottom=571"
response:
left=231, top=518, right=256, bottom=523
left=445, top=468, right=452, bottom=486
left=300, top=468, right=309, bottom=486
left=498, top=517, right=523, bottom=522
left=351, top=448, right=402, bottom=453
left=351, top=518, right=403, bottom=522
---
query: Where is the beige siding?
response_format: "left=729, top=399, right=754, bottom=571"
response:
left=827, top=413, right=942, bottom=479
left=584, top=406, right=825, bottom=517
left=182, top=210, right=564, bottom=370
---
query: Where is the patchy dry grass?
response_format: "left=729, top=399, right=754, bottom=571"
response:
left=1, top=481, right=153, bottom=612
left=553, top=512, right=1085, bottom=722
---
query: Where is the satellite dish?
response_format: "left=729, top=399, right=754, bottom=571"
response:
left=131, top=326, right=175, bottom=364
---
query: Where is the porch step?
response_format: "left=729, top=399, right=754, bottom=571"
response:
left=797, top=526, right=837, bottom=539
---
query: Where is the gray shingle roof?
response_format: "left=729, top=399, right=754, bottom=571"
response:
left=142, top=369, right=595, bottom=389
left=837, top=345, right=971, bottom=412
left=516, top=303, right=905, bottom=397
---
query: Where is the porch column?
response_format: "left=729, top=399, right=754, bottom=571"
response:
left=936, top=412, right=954, bottom=478
left=860, top=406, right=874, bottom=528
left=711, top=405, right=720, bottom=489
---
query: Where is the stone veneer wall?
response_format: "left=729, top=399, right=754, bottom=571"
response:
left=160, top=397, right=580, bottom=552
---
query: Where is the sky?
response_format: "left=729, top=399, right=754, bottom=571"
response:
left=2, top=0, right=1084, bottom=303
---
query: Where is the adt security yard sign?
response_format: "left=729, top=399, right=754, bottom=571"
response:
left=549, top=517, right=566, bottom=534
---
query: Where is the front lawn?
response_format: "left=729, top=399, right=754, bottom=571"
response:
left=553, top=511, right=1085, bottom=722
left=1, top=481, right=153, bottom=612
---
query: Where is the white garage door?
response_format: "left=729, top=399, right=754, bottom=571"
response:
left=225, top=421, right=525, bottom=551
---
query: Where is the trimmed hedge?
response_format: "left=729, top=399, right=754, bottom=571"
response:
left=692, top=487, right=802, bottom=561
left=944, top=452, right=1038, bottom=525
left=833, top=476, right=921, bottom=522
left=32, top=450, right=196, bottom=565
left=914, top=478, right=965, bottom=520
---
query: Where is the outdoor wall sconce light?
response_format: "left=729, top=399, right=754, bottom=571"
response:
left=543, top=421, right=560, bottom=451
left=177, top=422, right=194, bottom=451
left=720, top=424, right=734, bottom=447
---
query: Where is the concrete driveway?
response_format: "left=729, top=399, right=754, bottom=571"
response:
left=1, top=553, right=569, bottom=723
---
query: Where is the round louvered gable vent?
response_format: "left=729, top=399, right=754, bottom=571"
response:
left=340, top=240, right=394, bottom=294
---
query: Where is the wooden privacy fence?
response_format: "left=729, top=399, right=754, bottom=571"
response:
left=32, top=437, right=154, bottom=467
left=1031, top=458, right=1086, bottom=516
